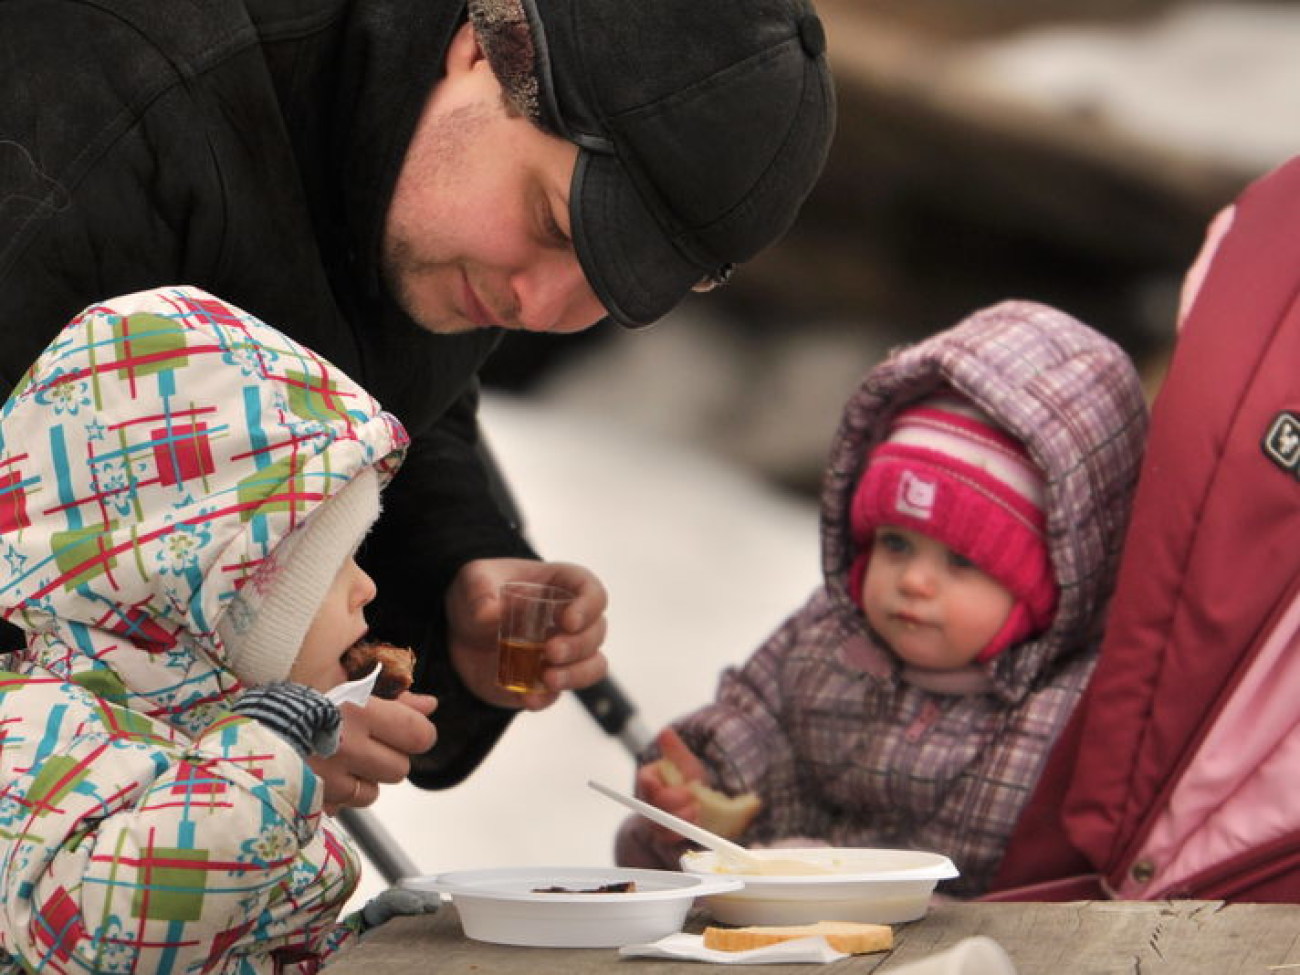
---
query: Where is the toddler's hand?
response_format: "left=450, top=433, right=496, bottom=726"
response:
left=635, top=728, right=705, bottom=843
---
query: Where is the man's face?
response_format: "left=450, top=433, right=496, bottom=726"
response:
left=383, top=24, right=608, bottom=335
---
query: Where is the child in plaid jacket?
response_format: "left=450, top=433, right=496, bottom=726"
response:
left=615, top=301, right=1149, bottom=896
left=0, top=286, right=431, bottom=973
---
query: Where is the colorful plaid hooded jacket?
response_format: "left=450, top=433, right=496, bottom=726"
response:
left=616, top=301, right=1148, bottom=896
left=0, top=287, right=408, bottom=972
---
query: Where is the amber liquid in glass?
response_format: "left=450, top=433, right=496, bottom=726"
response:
left=497, top=637, right=547, bottom=693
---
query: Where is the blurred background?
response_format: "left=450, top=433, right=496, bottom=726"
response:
left=347, top=0, right=1300, bottom=909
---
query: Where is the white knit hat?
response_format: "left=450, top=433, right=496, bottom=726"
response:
left=218, top=469, right=380, bottom=686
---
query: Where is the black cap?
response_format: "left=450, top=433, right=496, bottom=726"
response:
left=520, top=0, right=836, bottom=328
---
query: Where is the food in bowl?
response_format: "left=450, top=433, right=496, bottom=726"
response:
left=532, top=881, right=638, bottom=894
left=708, top=856, right=835, bottom=876
left=682, top=847, right=958, bottom=926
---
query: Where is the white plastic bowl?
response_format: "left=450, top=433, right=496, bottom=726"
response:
left=680, top=847, right=958, bottom=925
left=401, top=866, right=743, bottom=947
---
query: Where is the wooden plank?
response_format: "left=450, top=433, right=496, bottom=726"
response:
left=324, top=907, right=880, bottom=974
left=889, top=901, right=1300, bottom=973
left=325, top=901, right=1300, bottom=974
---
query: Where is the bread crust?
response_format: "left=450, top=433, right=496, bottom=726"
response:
left=703, top=920, right=893, bottom=955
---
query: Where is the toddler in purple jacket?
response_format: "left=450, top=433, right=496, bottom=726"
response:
left=615, top=300, right=1149, bottom=895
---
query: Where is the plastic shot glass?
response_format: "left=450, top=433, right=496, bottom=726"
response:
left=496, top=582, right=576, bottom=694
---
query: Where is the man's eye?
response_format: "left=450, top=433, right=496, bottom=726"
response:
left=541, top=203, right=571, bottom=248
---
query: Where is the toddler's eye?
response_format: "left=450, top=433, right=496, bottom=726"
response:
left=948, top=551, right=976, bottom=570
left=876, top=530, right=909, bottom=554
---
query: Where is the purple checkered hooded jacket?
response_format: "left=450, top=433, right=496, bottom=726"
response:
left=617, top=301, right=1148, bottom=895
left=0, top=287, right=407, bottom=972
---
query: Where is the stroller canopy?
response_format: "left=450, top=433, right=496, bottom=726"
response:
left=989, top=155, right=1300, bottom=903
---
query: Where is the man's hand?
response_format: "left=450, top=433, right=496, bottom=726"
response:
left=446, top=558, right=608, bottom=710
left=313, top=692, right=437, bottom=813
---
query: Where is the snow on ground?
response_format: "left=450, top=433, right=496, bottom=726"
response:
left=958, top=3, right=1300, bottom=176
left=345, top=391, right=822, bottom=908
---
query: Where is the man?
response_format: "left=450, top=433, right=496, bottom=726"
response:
left=0, top=0, right=836, bottom=803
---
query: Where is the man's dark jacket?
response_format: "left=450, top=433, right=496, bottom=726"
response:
left=0, top=0, right=535, bottom=786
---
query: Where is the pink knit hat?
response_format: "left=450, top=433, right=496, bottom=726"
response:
left=849, top=395, right=1056, bottom=662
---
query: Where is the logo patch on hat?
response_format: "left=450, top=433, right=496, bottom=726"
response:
left=1263, top=411, right=1300, bottom=474
left=895, top=471, right=937, bottom=520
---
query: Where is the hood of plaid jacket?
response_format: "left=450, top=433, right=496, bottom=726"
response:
left=0, top=286, right=408, bottom=735
left=820, top=299, right=1150, bottom=700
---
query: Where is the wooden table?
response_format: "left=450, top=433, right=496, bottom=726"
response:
left=324, top=900, right=1300, bottom=973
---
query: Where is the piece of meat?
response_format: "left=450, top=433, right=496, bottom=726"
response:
left=340, top=641, right=416, bottom=699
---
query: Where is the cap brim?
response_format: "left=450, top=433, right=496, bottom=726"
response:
left=571, top=150, right=705, bottom=329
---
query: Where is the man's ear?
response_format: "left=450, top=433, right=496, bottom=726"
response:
left=444, top=20, right=488, bottom=77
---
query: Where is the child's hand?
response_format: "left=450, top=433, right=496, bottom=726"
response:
left=635, top=728, right=705, bottom=843
left=638, top=727, right=764, bottom=842
left=313, top=691, right=437, bottom=813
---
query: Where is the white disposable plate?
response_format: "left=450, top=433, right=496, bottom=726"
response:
left=681, top=847, right=958, bottom=926
left=402, top=866, right=743, bottom=947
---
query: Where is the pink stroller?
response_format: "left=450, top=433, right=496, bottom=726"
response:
left=986, top=155, right=1300, bottom=902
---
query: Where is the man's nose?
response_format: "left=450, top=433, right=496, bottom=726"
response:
left=512, top=254, right=608, bottom=333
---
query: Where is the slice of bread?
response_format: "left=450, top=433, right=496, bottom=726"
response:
left=654, top=758, right=762, bottom=839
left=703, top=920, right=893, bottom=955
